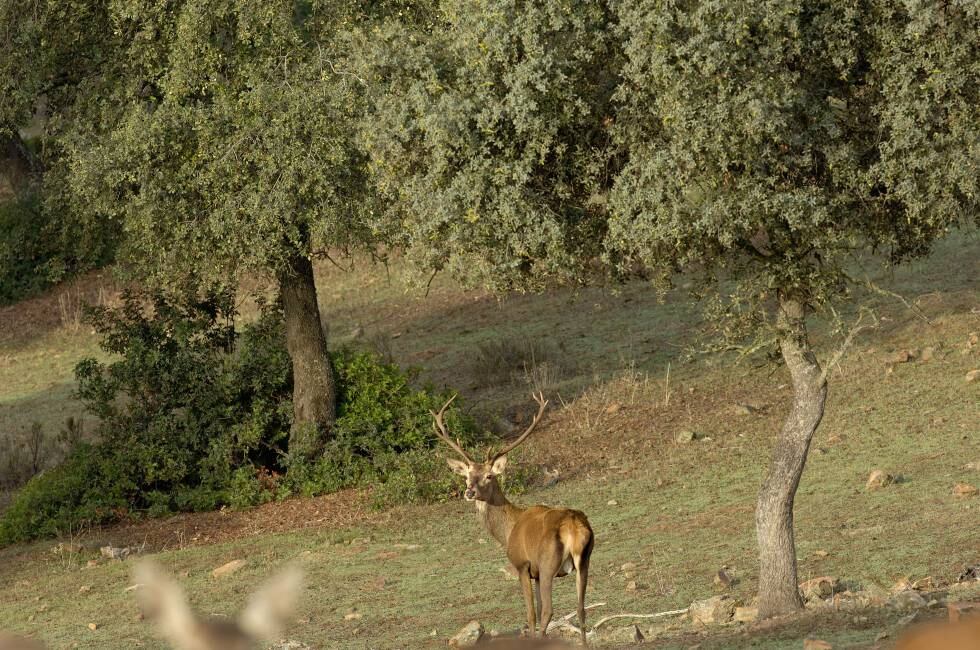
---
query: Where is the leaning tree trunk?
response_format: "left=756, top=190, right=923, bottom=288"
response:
left=755, top=295, right=828, bottom=619
left=279, top=253, right=336, bottom=460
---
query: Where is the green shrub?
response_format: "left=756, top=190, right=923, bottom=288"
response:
left=0, top=288, right=510, bottom=544
left=284, top=348, right=493, bottom=507
left=0, top=444, right=128, bottom=544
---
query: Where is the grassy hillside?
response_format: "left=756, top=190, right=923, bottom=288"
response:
left=0, top=233, right=977, bottom=649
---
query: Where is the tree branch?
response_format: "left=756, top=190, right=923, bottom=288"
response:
left=818, top=306, right=879, bottom=385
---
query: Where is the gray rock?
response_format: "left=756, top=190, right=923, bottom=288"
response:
left=689, top=595, right=737, bottom=625
left=268, top=642, right=312, bottom=650
left=448, top=621, right=484, bottom=647
left=675, top=430, right=701, bottom=444
left=889, top=590, right=927, bottom=610
left=733, top=606, right=757, bottom=623
left=598, top=624, right=644, bottom=644
left=865, top=470, right=894, bottom=491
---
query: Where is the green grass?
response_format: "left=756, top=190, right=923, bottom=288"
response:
left=0, top=232, right=978, bottom=648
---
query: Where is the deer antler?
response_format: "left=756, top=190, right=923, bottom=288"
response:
left=491, top=392, right=549, bottom=462
left=430, top=394, right=474, bottom=463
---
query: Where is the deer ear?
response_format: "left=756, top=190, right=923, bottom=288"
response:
left=489, top=455, right=508, bottom=476
left=446, top=458, right=469, bottom=476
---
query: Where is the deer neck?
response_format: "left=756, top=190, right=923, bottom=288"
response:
left=475, top=493, right=524, bottom=547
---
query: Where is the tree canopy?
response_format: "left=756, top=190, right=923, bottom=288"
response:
left=357, top=0, right=620, bottom=291
left=362, top=0, right=979, bottom=617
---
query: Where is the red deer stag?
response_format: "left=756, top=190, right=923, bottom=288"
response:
left=432, top=393, right=594, bottom=643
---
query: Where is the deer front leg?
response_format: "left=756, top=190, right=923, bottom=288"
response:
left=518, top=566, right=536, bottom=637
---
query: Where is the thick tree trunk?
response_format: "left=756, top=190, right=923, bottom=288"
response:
left=755, top=296, right=828, bottom=619
left=279, top=254, right=336, bottom=460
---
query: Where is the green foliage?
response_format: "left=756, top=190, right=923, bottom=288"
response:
left=0, top=444, right=128, bottom=545
left=285, top=349, right=491, bottom=507
left=356, top=0, right=620, bottom=291
left=0, top=191, right=115, bottom=304
left=608, top=1, right=979, bottom=330
left=0, top=290, right=490, bottom=543
left=53, top=0, right=397, bottom=289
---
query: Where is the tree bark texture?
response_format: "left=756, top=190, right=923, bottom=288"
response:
left=279, top=253, right=336, bottom=459
left=755, top=296, right=828, bottom=619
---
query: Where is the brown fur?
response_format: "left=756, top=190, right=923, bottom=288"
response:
left=895, top=616, right=980, bottom=650
left=0, top=634, right=45, bottom=650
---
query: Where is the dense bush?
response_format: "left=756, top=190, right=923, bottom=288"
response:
left=0, top=288, right=497, bottom=544
left=0, top=193, right=56, bottom=303
left=0, top=190, right=116, bottom=305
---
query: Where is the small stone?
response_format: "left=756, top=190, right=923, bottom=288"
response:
left=607, top=499, right=618, bottom=506
left=803, top=640, right=832, bottom=650
left=732, top=403, right=758, bottom=416
left=675, top=430, right=701, bottom=443
left=892, top=577, right=913, bottom=594
left=87, top=623, right=98, bottom=632
left=85, top=560, right=98, bottom=568
left=542, top=467, right=560, bottom=487
left=714, top=569, right=736, bottom=589
left=920, top=347, right=936, bottom=362
left=733, top=606, right=757, bottom=623
left=874, top=631, right=889, bottom=642
left=689, top=595, right=737, bottom=625
left=599, top=624, right=644, bottom=644
left=800, top=576, right=838, bottom=601
left=812, top=550, right=829, bottom=559
left=966, top=369, right=980, bottom=383
left=212, top=559, right=246, bottom=578
left=887, top=349, right=914, bottom=364
left=448, top=620, right=483, bottom=647
left=889, top=590, right=927, bottom=610
left=620, top=562, right=637, bottom=572
left=953, top=483, right=978, bottom=498
left=625, top=580, right=639, bottom=592
left=956, top=565, right=979, bottom=583
left=269, top=642, right=313, bottom=650
left=605, top=402, right=622, bottom=414
left=343, top=611, right=362, bottom=621
left=78, top=585, right=90, bottom=594
left=866, top=470, right=894, bottom=491
left=100, top=546, right=133, bottom=560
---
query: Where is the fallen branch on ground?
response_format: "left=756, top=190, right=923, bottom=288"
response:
left=590, top=608, right=689, bottom=632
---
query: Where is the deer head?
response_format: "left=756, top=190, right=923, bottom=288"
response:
left=133, top=560, right=303, bottom=650
left=431, top=392, right=549, bottom=504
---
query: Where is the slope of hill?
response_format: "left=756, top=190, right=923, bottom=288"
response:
left=0, top=232, right=977, bottom=649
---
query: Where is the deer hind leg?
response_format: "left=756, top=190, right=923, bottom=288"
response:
left=534, top=578, right=542, bottom=623
left=575, top=544, right=592, bottom=645
left=573, top=535, right=594, bottom=645
left=518, top=565, right=536, bottom=637
left=538, top=570, right=555, bottom=638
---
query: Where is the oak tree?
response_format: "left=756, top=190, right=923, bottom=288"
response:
left=363, top=0, right=978, bottom=618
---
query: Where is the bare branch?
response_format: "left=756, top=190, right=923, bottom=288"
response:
left=818, top=307, right=879, bottom=385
